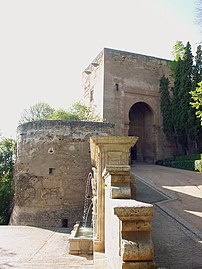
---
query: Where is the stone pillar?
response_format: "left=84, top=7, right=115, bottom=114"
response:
left=102, top=165, right=132, bottom=199
left=103, top=166, right=155, bottom=269
left=90, top=136, right=138, bottom=252
left=114, top=201, right=155, bottom=269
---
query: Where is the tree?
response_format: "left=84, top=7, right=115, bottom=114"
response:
left=167, top=41, right=202, bottom=154
left=159, top=76, right=174, bottom=139
left=19, top=102, right=55, bottom=124
left=69, top=101, right=101, bottom=121
left=181, top=42, right=195, bottom=147
left=190, top=81, right=202, bottom=125
left=188, top=44, right=202, bottom=147
left=172, top=40, right=185, bottom=61
left=171, top=42, right=194, bottom=153
left=170, top=41, right=185, bottom=74
left=191, top=44, right=202, bottom=126
left=0, top=137, right=16, bottom=224
left=193, top=45, right=202, bottom=88
left=50, top=108, right=80, bottom=120
left=172, top=56, right=187, bottom=152
left=20, top=101, right=102, bottom=123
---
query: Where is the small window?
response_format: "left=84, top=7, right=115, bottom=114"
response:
left=49, top=168, right=55, bottom=175
left=62, top=218, right=68, bottom=228
left=115, top=83, right=119, bottom=91
left=90, top=88, right=94, bottom=102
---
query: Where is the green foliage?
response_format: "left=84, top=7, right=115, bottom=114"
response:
left=195, top=159, right=202, bottom=172
left=49, top=109, right=80, bottom=120
left=193, top=45, right=202, bottom=88
left=159, top=75, right=173, bottom=139
left=69, top=102, right=102, bottom=121
left=49, top=102, right=101, bottom=121
left=172, top=40, right=185, bottom=61
left=20, top=101, right=102, bottom=123
left=188, top=45, right=202, bottom=144
left=0, top=138, right=16, bottom=224
left=20, top=102, right=55, bottom=124
left=172, top=56, right=188, bottom=150
left=170, top=41, right=185, bottom=74
left=170, top=160, right=195, bottom=171
left=160, top=41, right=202, bottom=154
left=163, top=153, right=202, bottom=172
left=171, top=42, right=201, bottom=153
left=175, top=153, right=202, bottom=161
left=190, top=81, right=202, bottom=125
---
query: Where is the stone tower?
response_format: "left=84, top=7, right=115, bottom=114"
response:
left=10, top=120, right=114, bottom=227
left=83, top=48, right=174, bottom=162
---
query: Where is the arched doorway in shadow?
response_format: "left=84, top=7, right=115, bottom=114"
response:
left=128, top=102, right=155, bottom=162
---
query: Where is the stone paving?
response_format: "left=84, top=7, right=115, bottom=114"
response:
left=132, top=163, right=202, bottom=269
left=0, top=226, right=93, bottom=269
left=0, top=163, right=202, bottom=269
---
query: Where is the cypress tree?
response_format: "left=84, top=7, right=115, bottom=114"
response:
left=193, top=44, right=202, bottom=87
left=159, top=75, right=173, bottom=139
left=181, top=42, right=193, bottom=153
left=172, top=57, right=186, bottom=153
left=189, top=45, right=202, bottom=149
left=161, top=42, right=202, bottom=154
left=172, top=42, right=193, bottom=154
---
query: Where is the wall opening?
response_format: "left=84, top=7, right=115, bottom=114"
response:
left=115, top=83, right=119, bottom=91
left=128, top=102, right=155, bottom=162
left=62, top=218, right=68, bottom=227
left=49, top=168, right=55, bottom=175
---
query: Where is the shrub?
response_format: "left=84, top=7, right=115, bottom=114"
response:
left=161, top=153, right=202, bottom=172
left=195, top=160, right=202, bottom=172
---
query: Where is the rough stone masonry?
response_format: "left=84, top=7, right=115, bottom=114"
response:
left=10, top=120, right=114, bottom=227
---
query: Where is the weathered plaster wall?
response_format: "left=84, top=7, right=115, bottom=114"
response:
left=10, top=120, right=114, bottom=227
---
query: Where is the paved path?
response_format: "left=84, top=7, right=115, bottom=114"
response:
left=132, top=163, right=202, bottom=269
left=0, top=226, right=93, bottom=269
left=1, top=164, right=202, bottom=269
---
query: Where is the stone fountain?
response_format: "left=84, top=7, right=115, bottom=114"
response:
left=69, top=135, right=155, bottom=269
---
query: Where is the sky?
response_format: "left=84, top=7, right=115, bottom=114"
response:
left=0, top=0, right=201, bottom=138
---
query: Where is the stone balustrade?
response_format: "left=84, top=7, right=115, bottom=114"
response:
left=90, top=135, right=155, bottom=268
left=104, top=165, right=155, bottom=269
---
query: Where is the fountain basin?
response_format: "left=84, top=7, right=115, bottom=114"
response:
left=69, top=222, right=93, bottom=255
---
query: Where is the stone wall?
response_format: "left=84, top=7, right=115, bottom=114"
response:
left=83, top=48, right=175, bottom=161
left=10, top=120, right=114, bottom=227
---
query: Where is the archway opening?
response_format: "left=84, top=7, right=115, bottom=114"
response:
left=128, top=102, right=155, bottom=162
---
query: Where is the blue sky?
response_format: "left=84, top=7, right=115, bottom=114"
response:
left=0, top=0, right=201, bottom=138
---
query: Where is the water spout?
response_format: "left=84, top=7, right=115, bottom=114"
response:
left=83, top=201, right=93, bottom=227
left=82, top=172, right=93, bottom=227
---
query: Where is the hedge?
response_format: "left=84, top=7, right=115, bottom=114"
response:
left=161, top=153, right=202, bottom=172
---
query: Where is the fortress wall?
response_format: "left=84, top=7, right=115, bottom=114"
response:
left=103, top=48, right=173, bottom=135
left=102, top=48, right=174, bottom=160
left=10, top=120, right=114, bottom=227
left=82, top=47, right=175, bottom=160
